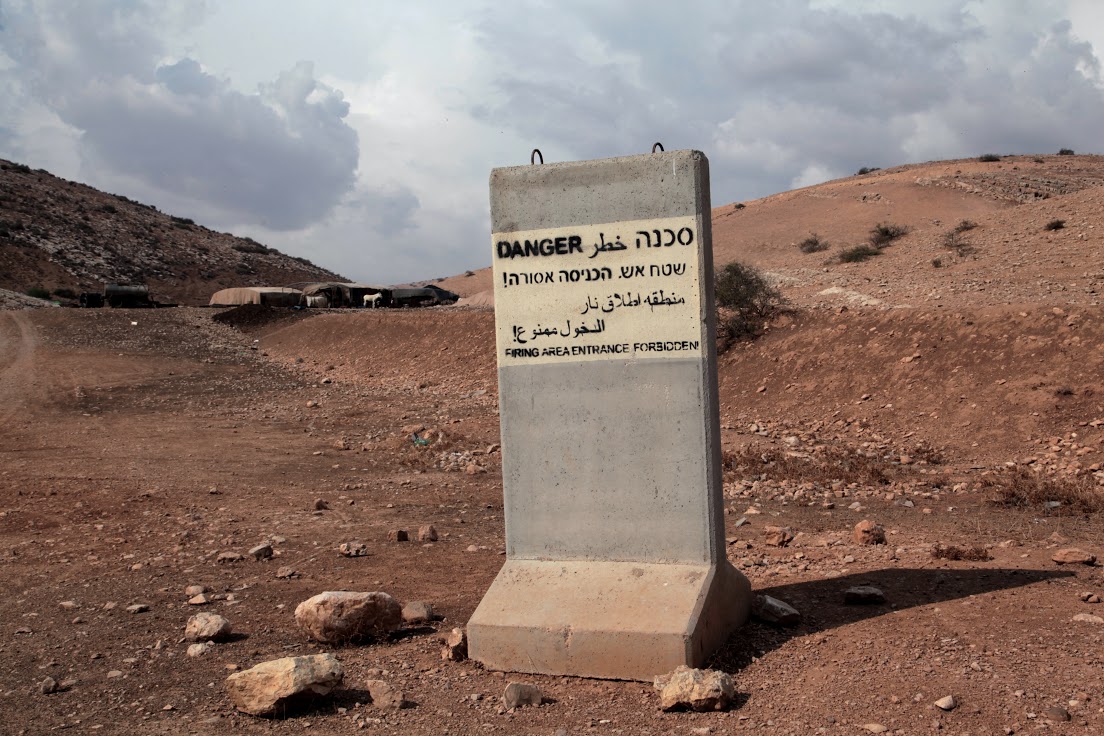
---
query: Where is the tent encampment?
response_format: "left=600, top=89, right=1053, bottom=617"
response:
left=209, top=287, right=303, bottom=307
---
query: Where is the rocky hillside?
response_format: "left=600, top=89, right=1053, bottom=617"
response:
left=438, top=152, right=1104, bottom=311
left=0, top=159, right=346, bottom=305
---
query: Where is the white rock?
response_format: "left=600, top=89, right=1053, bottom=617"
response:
left=935, top=695, right=957, bottom=711
left=294, top=591, right=401, bottom=644
left=654, top=666, right=734, bottom=712
left=185, top=612, right=232, bottom=642
left=225, top=654, right=344, bottom=716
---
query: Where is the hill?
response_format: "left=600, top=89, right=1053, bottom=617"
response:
left=437, top=153, right=1104, bottom=310
left=0, top=159, right=346, bottom=305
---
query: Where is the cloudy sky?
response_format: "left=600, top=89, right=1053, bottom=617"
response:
left=2, top=1, right=1103, bottom=284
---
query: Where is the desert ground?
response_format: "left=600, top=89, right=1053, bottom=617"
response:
left=2, top=154, right=1104, bottom=735
left=1, top=299, right=1101, bottom=736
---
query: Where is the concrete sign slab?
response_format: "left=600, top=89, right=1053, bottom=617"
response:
left=468, top=150, right=751, bottom=681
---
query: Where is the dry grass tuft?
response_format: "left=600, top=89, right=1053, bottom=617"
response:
left=722, top=446, right=902, bottom=487
left=931, top=544, right=991, bottom=561
left=982, top=469, right=1102, bottom=513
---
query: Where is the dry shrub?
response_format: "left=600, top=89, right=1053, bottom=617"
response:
left=722, top=446, right=899, bottom=487
left=983, top=469, right=1102, bottom=513
left=931, top=544, right=991, bottom=561
left=839, top=244, right=882, bottom=263
left=869, top=222, right=909, bottom=247
left=798, top=233, right=829, bottom=253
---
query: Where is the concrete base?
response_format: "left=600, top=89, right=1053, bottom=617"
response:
left=467, top=559, right=751, bottom=681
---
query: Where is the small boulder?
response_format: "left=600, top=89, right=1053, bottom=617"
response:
left=338, top=542, right=368, bottom=557
left=187, top=641, right=214, bottom=657
left=225, top=654, right=344, bottom=717
left=185, top=612, right=232, bottom=642
left=750, top=594, right=801, bottom=626
left=853, top=520, right=886, bottom=546
left=184, top=585, right=206, bottom=597
left=275, top=566, right=297, bottom=579
left=313, top=498, right=330, bottom=511
left=249, top=543, right=273, bottom=561
left=216, top=552, right=244, bottom=564
left=654, top=666, right=735, bottom=712
left=441, top=627, right=468, bottom=661
left=294, top=591, right=402, bottom=644
left=502, top=681, right=543, bottom=709
left=187, top=594, right=210, bottom=606
left=388, top=529, right=409, bottom=543
left=844, top=585, right=886, bottom=605
left=1052, top=548, right=1096, bottom=565
left=1072, top=613, right=1104, bottom=624
left=762, top=526, right=795, bottom=548
left=366, top=679, right=407, bottom=710
left=1044, top=706, right=1072, bottom=722
left=934, top=695, right=957, bottom=711
left=401, top=600, right=434, bottom=625
left=125, top=604, right=149, bottom=614
left=418, top=525, right=438, bottom=542
left=39, top=677, right=59, bottom=695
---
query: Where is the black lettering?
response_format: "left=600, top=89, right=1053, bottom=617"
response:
left=568, top=235, right=583, bottom=253
left=497, top=241, right=512, bottom=259
left=539, top=238, right=554, bottom=255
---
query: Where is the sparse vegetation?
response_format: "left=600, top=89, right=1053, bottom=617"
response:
left=722, top=446, right=898, bottom=487
left=856, top=166, right=881, bottom=175
left=25, top=286, right=51, bottom=300
left=942, top=230, right=975, bottom=257
left=869, top=222, right=909, bottom=248
left=98, top=203, right=118, bottom=214
left=932, top=257, right=943, bottom=268
left=1058, top=148, right=1075, bottom=155
left=839, top=244, right=883, bottom=263
left=1, top=162, right=32, bottom=173
left=931, top=544, right=991, bottom=561
left=983, top=469, right=1102, bottom=513
left=232, top=241, right=270, bottom=255
left=1044, top=219, right=1065, bottom=231
left=978, top=153, right=1001, bottom=162
left=954, top=220, right=978, bottom=233
left=797, top=233, right=829, bottom=253
left=52, top=288, right=76, bottom=299
left=733, top=203, right=746, bottom=210
left=714, top=261, right=787, bottom=345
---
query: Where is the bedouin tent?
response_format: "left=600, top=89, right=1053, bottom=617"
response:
left=209, top=287, right=303, bottom=307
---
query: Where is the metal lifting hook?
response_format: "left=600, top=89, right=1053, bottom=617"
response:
left=530, top=149, right=544, bottom=165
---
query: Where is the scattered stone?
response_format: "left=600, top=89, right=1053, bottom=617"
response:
left=184, top=585, right=206, bottom=597
left=314, top=498, right=330, bottom=511
left=249, top=543, right=273, bottom=561
left=338, top=542, right=369, bottom=557
left=39, top=676, right=59, bottom=695
left=188, top=594, right=210, bottom=605
left=388, top=529, right=409, bottom=543
left=502, top=681, right=543, bottom=709
left=58, top=601, right=78, bottom=611
left=275, top=566, right=297, bottom=579
left=1079, top=592, right=1102, bottom=604
left=125, top=604, right=149, bottom=614
left=934, top=695, right=957, bottom=711
left=366, top=679, right=408, bottom=710
left=863, top=725, right=888, bottom=734
left=853, top=520, right=886, bottom=546
left=844, top=586, right=886, bottom=605
left=441, top=627, right=468, bottom=661
left=654, top=665, right=735, bottom=712
left=225, top=654, right=344, bottom=717
left=762, top=526, right=795, bottom=548
left=186, top=612, right=233, bottom=642
left=401, top=600, right=434, bottom=625
left=1052, top=548, right=1096, bottom=565
left=750, top=594, right=801, bottom=626
left=106, top=670, right=123, bottom=679
left=216, top=552, right=244, bottom=564
left=418, top=525, right=438, bottom=542
left=187, top=642, right=214, bottom=657
left=294, top=591, right=402, bottom=644
left=1072, top=613, right=1104, bottom=624
left=1044, top=706, right=1072, bottom=722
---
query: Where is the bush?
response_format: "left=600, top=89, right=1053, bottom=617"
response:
left=839, top=244, right=883, bottom=263
left=25, top=286, right=51, bottom=299
left=1058, top=148, right=1075, bottom=155
left=797, top=233, right=829, bottom=253
left=931, top=544, right=991, bottom=561
left=1, top=162, right=32, bottom=173
left=942, top=230, right=975, bottom=256
left=931, top=258, right=943, bottom=268
left=856, top=166, right=881, bottom=175
left=733, top=203, right=746, bottom=210
left=978, top=153, right=1001, bottom=162
left=953, top=220, right=978, bottom=233
left=714, top=261, right=787, bottom=345
left=53, top=288, right=76, bottom=299
left=1044, top=219, right=1065, bottom=231
left=869, top=222, right=909, bottom=248
left=232, top=241, right=270, bottom=254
